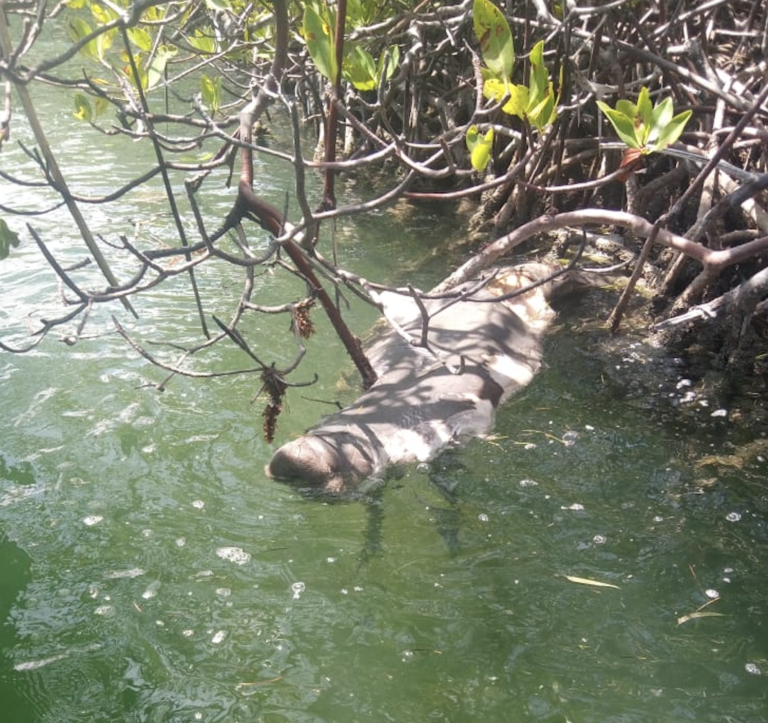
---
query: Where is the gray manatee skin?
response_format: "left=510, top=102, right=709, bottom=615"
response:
left=266, top=264, right=590, bottom=494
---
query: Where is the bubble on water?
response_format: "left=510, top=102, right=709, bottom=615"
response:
left=353, top=586, right=363, bottom=592
left=211, top=630, right=226, bottom=644
left=585, top=425, right=595, bottom=431
left=704, top=588, right=719, bottom=599
left=176, top=537, right=186, bottom=547
left=561, top=503, right=585, bottom=511
left=196, top=570, right=214, bottom=578
left=562, top=430, right=579, bottom=447
left=141, top=528, right=153, bottom=538
left=519, top=478, right=538, bottom=488
left=726, top=511, right=742, bottom=522
left=182, top=629, right=194, bottom=637
left=191, top=500, right=205, bottom=509
left=593, top=534, right=607, bottom=545
left=142, top=581, right=160, bottom=600
left=216, top=546, right=251, bottom=565
left=291, top=582, right=306, bottom=600
left=83, top=515, right=103, bottom=526
left=95, top=605, right=113, bottom=616
left=215, top=587, right=231, bottom=597
left=326, top=557, right=336, bottom=563
left=341, top=588, right=349, bottom=595
left=478, top=513, right=489, bottom=523
left=416, top=463, right=430, bottom=474
left=401, top=650, right=415, bottom=663
left=745, top=662, right=762, bottom=676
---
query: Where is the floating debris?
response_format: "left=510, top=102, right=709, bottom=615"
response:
left=677, top=611, right=726, bottom=625
left=216, top=546, right=251, bottom=565
left=564, top=575, right=620, bottom=589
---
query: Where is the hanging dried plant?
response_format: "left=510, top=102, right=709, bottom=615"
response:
left=259, top=366, right=289, bottom=443
left=291, top=299, right=316, bottom=340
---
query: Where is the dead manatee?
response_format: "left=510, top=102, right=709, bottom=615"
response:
left=266, top=263, right=592, bottom=493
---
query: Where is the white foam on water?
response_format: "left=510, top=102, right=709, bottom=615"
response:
left=216, top=546, right=251, bottom=565
left=105, top=567, right=145, bottom=579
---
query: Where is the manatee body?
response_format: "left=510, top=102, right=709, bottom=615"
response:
left=266, top=264, right=587, bottom=493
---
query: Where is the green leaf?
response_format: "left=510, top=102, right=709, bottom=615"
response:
left=90, top=2, right=117, bottom=25
left=473, top=0, right=514, bottom=81
left=188, top=28, right=217, bottom=54
left=0, top=218, right=21, bottom=261
left=122, top=55, right=148, bottom=90
left=528, top=81, right=555, bottom=131
left=303, top=3, right=338, bottom=82
left=200, top=73, right=222, bottom=114
left=636, top=86, right=653, bottom=146
left=483, top=77, right=527, bottom=119
left=93, top=96, right=109, bottom=119
left=72, top=92, right=93, bottom=122
left=527, top=40, right=548, bottom=110
left=66, top=17, right=98, bottom=62
left=147, top=45, right=177, bottom=90
left=615, top=99, right=637, bottom=121
left=466, top=125, right=494, bottom=172
left=649, top=96, right=674, bottom=142
left=650, top=109, right=692, bottom=152
left=127, top=27, right=153, bottom=53
left=344, top=44, right=377, bottom=91
left=597, top=101, right=642, bottom=149
left=95, top=28, right=113, bottom=62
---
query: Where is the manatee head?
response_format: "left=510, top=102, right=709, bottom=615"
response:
left=265, top=432, right=379, bottom=495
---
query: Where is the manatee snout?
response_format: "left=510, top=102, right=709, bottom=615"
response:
left=265, top=433, right=378, bottom=494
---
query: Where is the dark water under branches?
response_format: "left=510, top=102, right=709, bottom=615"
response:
left=1, top=88, right=767, bottom=723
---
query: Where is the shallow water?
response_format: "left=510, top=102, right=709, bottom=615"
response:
left=2, top=54, right=768, bottom=723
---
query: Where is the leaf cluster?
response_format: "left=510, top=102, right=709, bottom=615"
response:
left=597, top=87, right=692, bottom=155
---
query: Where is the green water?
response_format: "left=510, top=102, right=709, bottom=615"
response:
left=2, top=65, right=768, bottom=723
